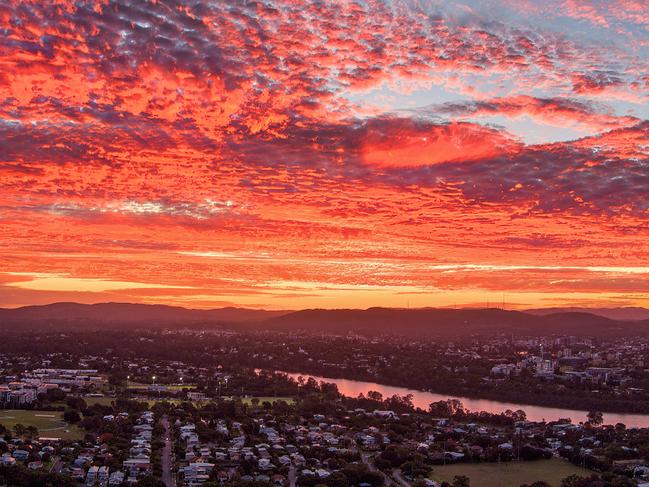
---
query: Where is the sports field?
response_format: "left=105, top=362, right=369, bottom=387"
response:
left=0, top=410, right=84, bottom=440
left=430, top=458, right=591, bottom=487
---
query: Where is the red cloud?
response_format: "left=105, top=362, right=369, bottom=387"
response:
left=430, top=95, right=639, bottom=131
left=361, top=120, right=520, bottom=168
left=572, top=72, right=624, bottom=95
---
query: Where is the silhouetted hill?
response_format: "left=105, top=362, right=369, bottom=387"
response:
left=3, top=302, right=649, bottom=337
left=262, top=307, right=649, bottom=337
left=0, top=302, right=289, bottom=330
left=526, top=306, right=649, bottom=321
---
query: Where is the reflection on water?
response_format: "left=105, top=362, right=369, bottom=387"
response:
left=282, top=371, right=649, bottom=428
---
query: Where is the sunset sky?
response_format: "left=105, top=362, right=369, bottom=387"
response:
left=1, top=0, right=649, bottom=310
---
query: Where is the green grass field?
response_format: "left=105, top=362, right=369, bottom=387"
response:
left=430, top=458, right=591, bottom=487
left=0, top=410, right=84, bottom=440
left=83, top=396, right=117, bottom=407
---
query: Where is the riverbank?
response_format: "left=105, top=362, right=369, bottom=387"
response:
left=270, top=365, right=649, bottom=415
left=274, top=369, right=649, bottom=427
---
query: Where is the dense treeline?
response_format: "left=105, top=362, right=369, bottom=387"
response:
left=0, top=465, right=77, bottom=487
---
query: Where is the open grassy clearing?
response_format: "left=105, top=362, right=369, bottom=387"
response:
left=0, top=409, right=84, bottom=440
left=82, top=395, right=117, bottom=407
left=430, top=458, right=591, bottom=487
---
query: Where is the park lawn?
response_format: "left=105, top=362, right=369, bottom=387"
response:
left=0, top=410, right=84, bottom=441
left=430, top=458, right=591, bottom=487
left=83, top=396, right=117, bottom=407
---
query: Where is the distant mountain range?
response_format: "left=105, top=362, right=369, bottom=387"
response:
left=0, top=302, right=288, bottom=329
left=525, top=306, right=649, bottom=321
left=2, top=302, right=649, bottom=337
left=263, top=307, right=646, bottom=337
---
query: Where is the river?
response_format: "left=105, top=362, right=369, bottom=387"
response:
left=281, top=371, right=649, bottom=428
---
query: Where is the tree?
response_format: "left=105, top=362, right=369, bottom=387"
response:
left=13, top=423, right=27, bottom=437
left=587, top=410, right=603, bottom=427
left=63, top=409, right=81, bottom=424
left=367, top=390, right=384, bottom=403
left=66, top=396, right=87, bottom=411
left=604, top=444, right=629, bottom=461
left=560, top=475, right=593, bottom=487
left=46, top=387, right=66, bottom=402
left=341, top=464, right=383, bottom=487
left=400, top=460, right=431, bottom=479
left=136, top=475, right=166, bottom=487
left=0, top=465, right=77, bottom=487
left=326, top=471, right=350, bottom=487
left=452, top=475, right=470, bottom=487
left=379, top=445, right=409, bottom=467
left=600, top=472, right=635, bottom=487
left=512, top=409, right=527, bottom=422
left=26, top=426, right=39, bottom=439
left=429, top=399, right=465, bottom=418
left=108, top=372, right=127, bottom=387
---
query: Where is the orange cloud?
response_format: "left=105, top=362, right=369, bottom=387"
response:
left=361, top=120, right=519, bottom=168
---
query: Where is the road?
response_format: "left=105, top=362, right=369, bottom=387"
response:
left=160, top=416, right=175, bottom=487
left=288, top=464, right=297, bottom=487
left=393, top=468, right=412, bottom=487
left=49, top=456, right=63, bottom=474
left=361, top=452, right=393, bottom=486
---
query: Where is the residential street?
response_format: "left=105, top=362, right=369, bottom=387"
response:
left=48, top=456, right=63, bottom=474
left=288, top=464, right=297, bottom=487
left=393, top=468, right=412, bottom=487
left=361, top=452, right=393, bottom=486
left=161, top=416, right=175, bottom=487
